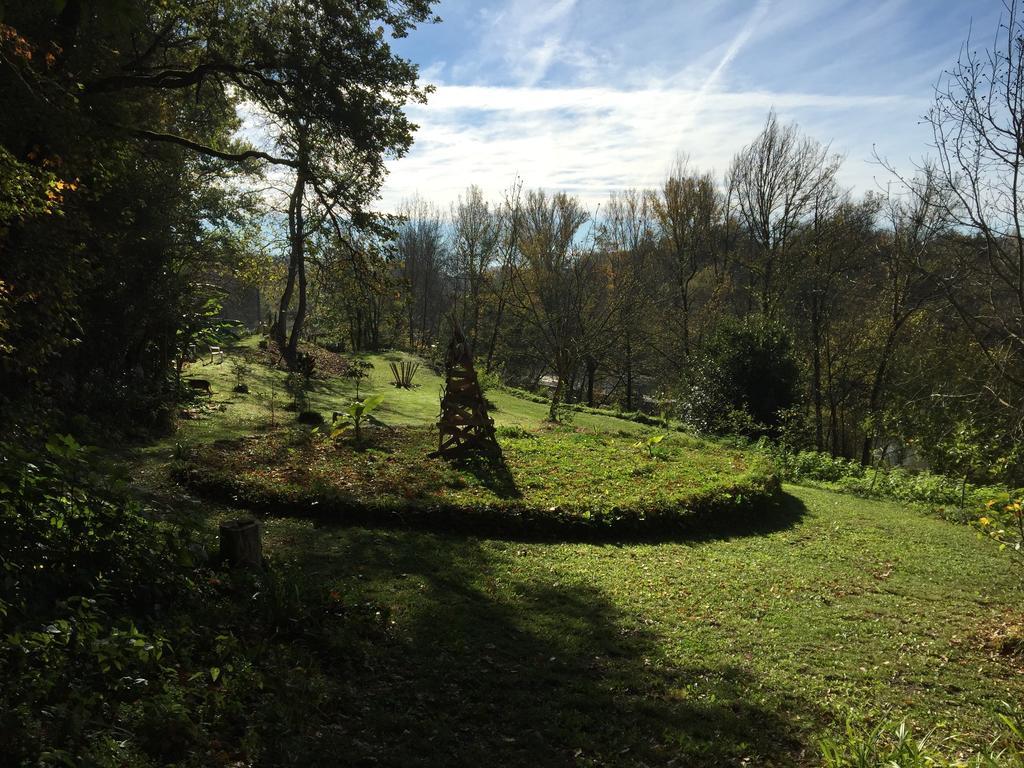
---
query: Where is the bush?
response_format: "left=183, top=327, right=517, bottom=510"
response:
left=0, top=435, right=389, bottom=766
left=761, top=441, right=1017, bottom=531
left=496, top=425, right=535, bottom=440
left=680, top=315, right=801, bottom=438
left=0, top=437, right=201, bottom=764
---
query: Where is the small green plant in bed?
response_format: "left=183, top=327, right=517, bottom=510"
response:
left=331, top=394, right=385, bottom=443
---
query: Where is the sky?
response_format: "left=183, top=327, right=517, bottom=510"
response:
left=379, top=0, right=1007, bottom=212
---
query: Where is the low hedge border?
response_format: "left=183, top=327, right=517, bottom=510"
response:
left=174, top=460, right=783, bottom=543
left=498, top=385, right=675, bottom=429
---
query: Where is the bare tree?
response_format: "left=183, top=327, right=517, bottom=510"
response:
left=395, top=196, right=446, bottom=349
left=598, top=189, right=658, bottom=409
left=727, top=111, right=842, bottom=317
left=482, top=179, right=525, bottom=373
left=507, top=189, right=590, bottom=420
left=858, top=172, right=947, bottom=465
left=926, top=0, right=1024, bottom=395
left=649, top=159, right=724, bottom=358
left=450, top=185, right=501, bottom=346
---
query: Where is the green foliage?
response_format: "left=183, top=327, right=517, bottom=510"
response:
left=330, top=394, right=385, bottom=442
left=495, top=424, right=535, bottom=440
left=976, top=496, right=1024, bottom=567
left=819, top=706, right=1024, bottom=767
left=230, top=358, right=252, bottom=391
left=344, top=359, right=375, bottom=399
left=389, top=359, right=420, bottom=388
left=680, top=315, right=802, bottom=438
left=763, top=441, right=1014, bottom=510
left=634, top=433, right=669, bottom=459
left=0, top=434, right=395, bottom=765
left=281, top=352, right=318, bottom=414
left=180, top=424, right=780, bottom=539
left=477, top=368, right=503, bottom=394
left=0, top=438, right=197, bottom=763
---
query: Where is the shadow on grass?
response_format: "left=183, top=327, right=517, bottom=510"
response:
left=451, top=450, right=522, bottom=500
left=252, top=526, right=818, bottom=767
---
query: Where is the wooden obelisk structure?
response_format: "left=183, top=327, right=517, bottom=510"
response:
left=434, top=316, right=499, bottom=457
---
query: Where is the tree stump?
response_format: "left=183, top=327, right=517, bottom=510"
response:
left=218, top=518, right=263, bottom=569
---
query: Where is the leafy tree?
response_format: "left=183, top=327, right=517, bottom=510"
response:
left=682, top=315, right=801, bottom=438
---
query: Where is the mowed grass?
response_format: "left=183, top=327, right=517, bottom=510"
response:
left=174, top=340, right=777, bottom=535
left=137, top=339, right=1024, bottom=765
left=173, top=336, right=650, bottom=445
left=182, top=485, right=1023, bottom=767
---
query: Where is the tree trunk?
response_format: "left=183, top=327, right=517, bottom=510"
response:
left=810, top=300, right=824, bottom=451
left=625, top=335, right=634, bottom=411
left=586, top=357, right=597, bottom=407
left=276, top=163, right=307, bottom=368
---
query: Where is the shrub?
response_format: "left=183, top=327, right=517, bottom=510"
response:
left=496, top=425, right=535, bottom=440
left=680, top=315, right=801, bottom=438
left=285, top=371, right=311, bottom=412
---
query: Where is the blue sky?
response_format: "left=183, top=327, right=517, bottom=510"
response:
left=380, top=0, right=1005, bottom=210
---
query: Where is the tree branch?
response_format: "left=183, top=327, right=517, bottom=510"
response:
left=127, top=128, right=298, bottom=167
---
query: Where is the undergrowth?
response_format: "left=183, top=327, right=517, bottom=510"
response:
left=0, top=436, right=387, bottom=767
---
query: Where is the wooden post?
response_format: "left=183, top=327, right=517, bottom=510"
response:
left=218, top=518, right=263, bottom=569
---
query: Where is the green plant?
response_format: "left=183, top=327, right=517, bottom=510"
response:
left=496, top=425, right=535, bottom=440
left=680, top=315, right=801, bottom=438
left=389, top=360, right=420, bottom=388
left=344, top=359, right=374, bottom=399
left=819, top=719, right=954, bottom=767
left=819, top=705, right=1024, bottom=767
left=331, top=394, right=385, bottom=443
left=231, top=359, right=252, bottom=392
left=634, top=433, right=668, bottom=459
left=285, top=371, right=311, bottom=413
left=977, top=496, right=1024, bottom=566
left=477, top=369, right=503, bottom=394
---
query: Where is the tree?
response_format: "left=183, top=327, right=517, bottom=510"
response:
left=649, top=160, right=724, bottom=359
left=727, top=111, right=842, bottom=317
left=450, top=185, right=501, bottom=346
left=507, top=190, right=590, bottom=420
left=792, top=190, right=878, bottom=452
left=395, top=196, right=447, bottom=349
left=69, top=0, right=437, bottom=368
left=597, top=189, right=658, bottom=409
left=857, top=173, right=946, bottom=465
left=926, top=0, right=1024, bottom=400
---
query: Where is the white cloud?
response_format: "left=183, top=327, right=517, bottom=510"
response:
left=379, top=81, right=927, bottom=212
left=452, top=0, right=583, bottom=86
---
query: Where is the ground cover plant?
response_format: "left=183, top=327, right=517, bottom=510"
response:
left=156, top=484, right=1023, bottom=767
left=177, top=422, right=778, bottom=538
left=2, top=343, right=1022, bottom=766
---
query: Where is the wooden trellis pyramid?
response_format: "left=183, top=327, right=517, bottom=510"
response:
left=434, top=316, right=499, bottom=457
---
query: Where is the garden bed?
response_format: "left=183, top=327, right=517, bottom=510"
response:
left=176, top=425, right=781, bottom=540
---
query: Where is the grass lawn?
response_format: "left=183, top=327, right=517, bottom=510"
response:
left=173, top=336, right=651, bottom=444
left=124, top=340, right=1024, bottom=766
left=159, top=485, right=1022, bottom=767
